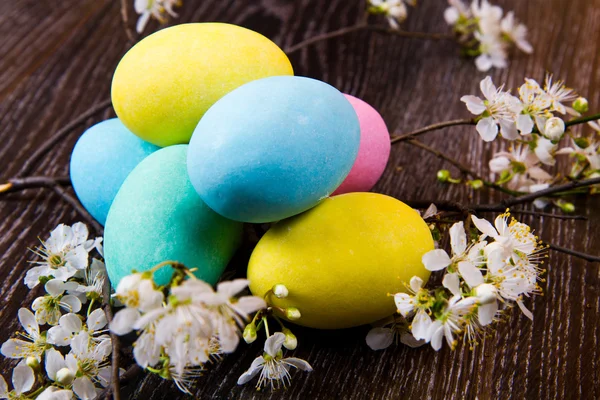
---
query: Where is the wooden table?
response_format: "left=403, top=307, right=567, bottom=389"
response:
left=1, top=0, right=599, bottom=398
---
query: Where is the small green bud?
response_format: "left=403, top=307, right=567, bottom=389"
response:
left=38, top=275, right=52, bottom=285
left=556, top=200, right=575, bottom=213
left=243, top=323, right=257, bottom=344
left=469, top=179, right=484, bottom=190
left=272, top=284, right=289, bottom=299
left=285, top=307, right=301, bottom=320
left=437, top=169, right=451, bottom=183
left=282, top=329, right=298, bottom=350
left=572, top=97, right=589, bottom=114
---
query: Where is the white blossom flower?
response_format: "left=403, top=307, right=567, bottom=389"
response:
left=515, top=78, right=551, bottom=134
left=427, top=295, right=478, bottom=350
left=368, top=0, right=413, bottom=29
left=365, top=315, right=425, bottom=350
left=70, top=258, right=107, bottom=304
left=393, top=276, right=433, bottom=340
left=31, top=279, right=82, bottom=326
left=47, top=332, right=112, bottom=400
left=474, top=31, right=507, bottom=72
left=544, top=75, right=578, bottom=115
left=113, top=272, right=164, bottom=313
left=472, top=213, right=538, bottom=262
left=556, top=137, right=600, bottom=172
left=47, top=309, right=108, bottom=346
left=489, top=144, right=551, bottom=192
left=0, top=364, right=35, bottom=400
left=422, top=222, right=486, bottom=287
left=178, top=279, right=266, bottom=353
left=237, top=333, right=312, bottom=390
left=135, top=0, right=181, bottom=33
left=500, top=11, right=532, bottom=54
left=25, top=223, right=96, bottom=288
left=461, top=77, right=520, bottom=141
left=533, top=136, right=557, bottom=166
left=444, top=0, right=471, bottom=25
left=1, top=309, right=50, bottom=361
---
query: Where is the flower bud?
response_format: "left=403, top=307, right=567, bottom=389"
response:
left=474, top=284, right=497, bottom=305
left=282, top=329, right=298, bottom=350
left=543, top=117, right=565, bottom=141
left=285, top=307, right=301, bottom=320
left=56, top=368, right=75, bottom=385
left=26, top=356, right=40, bottom=370
left=469, top=179, right=484, bottom=190
left=572, top=97, right=589, bottom=114
left=437, top=169, right=451, bottom=183
left=243, top=323, right=257, bottom=344
left=574, top=137, right=590, bottom=149
left=556, top=200, right=575, bottom=213
left=272, top=284, right=289, bottom=299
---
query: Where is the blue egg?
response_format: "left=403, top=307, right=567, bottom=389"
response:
left=187, top=76, right=360, bottom=223
left=70, top=118, right=159, bottom=225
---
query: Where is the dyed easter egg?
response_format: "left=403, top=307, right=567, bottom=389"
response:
left=111, top=23, right=293, bottom=147
left=333, top=95, right=391, bottom=195
left=104, top=145, right=243, bottom=287
left=70, top=118, right=159, bottom=225
left=187, top=76, right=360, bottom=223
left=247, top=193, right=434, bottom=329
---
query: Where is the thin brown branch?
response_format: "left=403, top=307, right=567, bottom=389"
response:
left=547, top=243, right=600, bottom=263
left=103, top=277, right=121, bottom=400
left=509, top=210, right=587, bottom=220
left=391, top=118, right=475, bottom=144
left=0, top=176, right=71, bottom=194
left=51, top=186, right=103, bottom=234
left=285, top=24, right=453, bottom=55
left=498, top=177, right=600, bottom=208
left=120, top=0, right=137, bottom=44
left=19, top=99, right=113, bottom=176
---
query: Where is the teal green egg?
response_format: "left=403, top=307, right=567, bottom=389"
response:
left=104, top=145, right=243, bottom=287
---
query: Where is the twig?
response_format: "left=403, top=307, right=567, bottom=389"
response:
left=51, top=186, right=103, bottom=234
left=391, top=118, right=475, bottom=144
left=547, top=243, right=600, bottom=263
left=120, top=0, right=137, bottom=43
left=103, top=277, right=121, bottom=400
left=285, top=24, right=453, bottom=55
left=405, top=139, right=521, bottom=196
left=509, top=210, right=587, bottom=220
left=0, top=176, right=71, bottom=194
left=565, top=113, right=600, bottom=128
left=19, top=99, right=113, bottom=176
left=497, top=177, right=600, bottom=208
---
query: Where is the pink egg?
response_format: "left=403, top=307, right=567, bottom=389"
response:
left=333, top=94, right=391, bottom=195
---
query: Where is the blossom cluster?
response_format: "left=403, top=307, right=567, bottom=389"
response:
left=367, top=0, right=417, bottom=29
left=461, top=75, right=599, bottom=197
left=444, top=0, right=532, bottom=71
left=109, top=266, right=266, bottom=394
left=368, top=212, right=546, bottom=351
left=1, top=223, right=114, bottom=400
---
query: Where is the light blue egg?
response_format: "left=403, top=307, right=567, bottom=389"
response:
left=187, top=76, right=360, bottom=223
left=104, top=145, right=243, bottom=287
left=70, top=118, right=159, bottom=225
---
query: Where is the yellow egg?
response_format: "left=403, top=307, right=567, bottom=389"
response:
left=111, top=23, right=293, bottom=147
left=247, top=192, right=434, bottom=329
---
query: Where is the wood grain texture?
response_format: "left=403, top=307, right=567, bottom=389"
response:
left=1, top=0, right=599, bottom=399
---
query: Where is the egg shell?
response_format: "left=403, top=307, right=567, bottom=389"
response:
left=111, top=23, right=294, bottom=147
left=104, top=145, right=243, bottom=287
left=187, top=76, right=361, bottom=223
left=69, top=118, right=159, bottom=225
left=247, top=192, right=434, bottom=329
left=333, top=95, right=391, bottom=195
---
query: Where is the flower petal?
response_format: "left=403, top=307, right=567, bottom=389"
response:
left=516, top=114, right=534, bottom=134
left=87, top=309, right=107, bottom=332
left=476, top=117, right=499, bottom=142
left=365, top=327, right=394, bottom=350
left=400, top=332, right=426, bottom=348
left=12, top=364, right=34, bottom=395
left=458, top=261, right=484, bottom=287
left=442, top=273, right=461, bottom=296
left=45, top=279, right=65, bottom=296
left=18, top=308, right=39, bottom=337
left=471, top=215, right=498, bottom=238
left=264, top=332, right=285, bottom=358
left=110, top=308, right=140, bottom=335
left=517, top=299, right=534, bottom=320
left=61, top=295, right=82, bottom=313
left=237, top=357, right=265, bottom=385
left=73, top=377, right=98, bottom=400
left=478, top=301, right=499, bottom=326
left=234, top=296, right=266, bottom=315
left=449, top=221, right=467, bottom=255
left=411, top=309, right=432, bottom=341
left=216, top=279, right=249, bottom=298
left=422, top=249, right=451, bottom=271
left=460, top=95, right=486, bottom=115
left=409, top=276, right=423, bottom=292
left=45, top=348, right=66, bottom=381
left=284, top=357, right=313, bottom=371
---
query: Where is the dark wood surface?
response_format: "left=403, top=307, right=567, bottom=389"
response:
left=1, top=0, right=599, bottom=399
